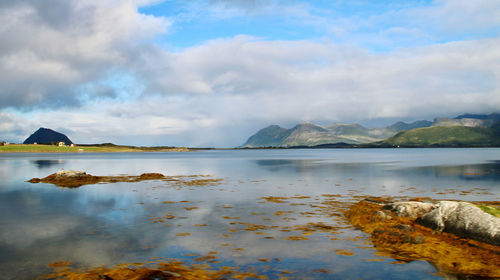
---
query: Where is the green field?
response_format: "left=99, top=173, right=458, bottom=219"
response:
left=0, top=144, right=189, bottom=153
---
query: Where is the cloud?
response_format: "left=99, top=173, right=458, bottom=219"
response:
left=1, top=0, right=500, bottom=146
left=208, top=0, right=273, bottom=12
left=135, top=35, right=500, bottom=118
left=3, top=34, right=499, bottom=146
left=409, top=0, right=500, bottom=33
left=0, top=0, right=170, bottom=110
left=0, top=112, right=31, bottom=142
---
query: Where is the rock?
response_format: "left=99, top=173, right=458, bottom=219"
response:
left=412, top=235, right=425, bottom=244
left=41, top=170, right=99, bottom=188
left=383, top=201, right=436, bottom=218
left=27, top=178, right=41, bottom=183
left=417, top=201, right=500, bottom=246
left=392, top=224, right=415, bottom=232
left=138, top=173, right=166, bottom=180
left=373, top=210, right=391, bottom=221
left=55, top=170, right=87, bottom=177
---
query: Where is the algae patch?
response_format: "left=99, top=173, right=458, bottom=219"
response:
left=41, top=260, right=268, bottom=280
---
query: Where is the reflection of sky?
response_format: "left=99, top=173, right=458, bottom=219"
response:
left=0, top=148, right=499, bottom=279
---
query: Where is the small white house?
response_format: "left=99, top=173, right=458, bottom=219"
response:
left=58, top=142, right=66, bottom=147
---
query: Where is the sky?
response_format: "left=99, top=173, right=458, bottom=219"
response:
left=0, top=0, right=499, bottom=147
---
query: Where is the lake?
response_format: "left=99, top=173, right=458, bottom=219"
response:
left=1, top=148, right=499, bottom=279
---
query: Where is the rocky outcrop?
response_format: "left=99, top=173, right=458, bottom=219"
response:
left=417, top=201, right=500, bottom=245
left=346, top=199, right=500, bottom=278
left=360, top=200, right=500, bottom=246
left=380, top=200, right=500, bottom=246
left=28, top=170, right=167, bottom=188
left=28, top=170, right=223, bottom=188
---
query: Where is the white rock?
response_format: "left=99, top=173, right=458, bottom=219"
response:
left=384, top=201, right=436, bottom=218
left=417, top=201, right=500, bottom=245
left=55, top=170, right=87, bottom=177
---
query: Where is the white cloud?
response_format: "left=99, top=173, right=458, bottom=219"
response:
left=136, top=35, right=500, bottom=118
left=0, top=0, right=170, bottom=109
left=410, top=0, right=500, bottom=32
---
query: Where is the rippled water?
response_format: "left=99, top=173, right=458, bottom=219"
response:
left=1, top=148, right=499, bottom=279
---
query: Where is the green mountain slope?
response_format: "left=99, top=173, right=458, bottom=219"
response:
left=377, top=126, right=500, bottom=147
left=386, top=120, right=432, bottom=132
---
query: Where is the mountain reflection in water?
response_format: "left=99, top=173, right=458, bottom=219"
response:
left=31, top=159, right=64, bottom=169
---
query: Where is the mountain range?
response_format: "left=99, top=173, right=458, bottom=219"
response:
left=241, top=113, right=500, bottom=148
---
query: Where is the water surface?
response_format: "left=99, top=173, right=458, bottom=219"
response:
left=1, top=148, right=499, bottom=279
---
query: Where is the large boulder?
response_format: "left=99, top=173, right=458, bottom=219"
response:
left=417, top=201, right=500, bottom=245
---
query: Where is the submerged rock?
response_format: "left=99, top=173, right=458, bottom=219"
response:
left=373, top=210, right=392, bottom=221
left=417, top=201, right=500, bottom=245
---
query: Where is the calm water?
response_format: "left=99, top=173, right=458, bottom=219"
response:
left=1, top=148, right=499, bottom=279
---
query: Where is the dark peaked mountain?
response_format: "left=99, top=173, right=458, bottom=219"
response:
left=23, top=128, right=73, bottom=145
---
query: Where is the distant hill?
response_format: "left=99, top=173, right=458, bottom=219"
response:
left=23, top=128, right=73, bottom=145
left=386, top=120, right=433, bottom=132
left=455, top=113, right=500, bottom=121
left=241, top=120, right=431, bottom=148
left=376, top=125, right=500, bottom=147
left=241, top=113, right=499, bottom=148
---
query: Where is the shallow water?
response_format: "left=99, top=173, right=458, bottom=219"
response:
left=1, top=148, right=499, bottom=279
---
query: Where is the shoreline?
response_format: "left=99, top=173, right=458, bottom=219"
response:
left=2, top=144, right=499, bottom=153
left=0, top=144, right=190, bottom=153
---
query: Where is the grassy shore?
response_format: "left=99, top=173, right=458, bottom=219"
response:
left=0, top=144, right=189, bottom=153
